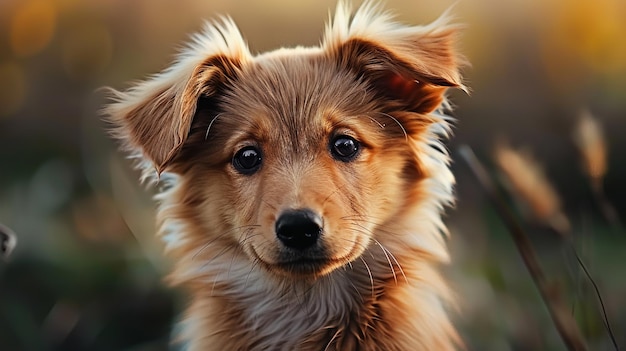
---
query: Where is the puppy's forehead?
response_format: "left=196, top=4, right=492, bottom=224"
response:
left=219, top=52, right=376, bottom=141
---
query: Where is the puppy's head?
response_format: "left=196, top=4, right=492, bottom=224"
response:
left=106, top=3, right=465, bottom=281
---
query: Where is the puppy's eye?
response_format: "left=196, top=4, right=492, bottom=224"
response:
left=232, top=146, right=262, bottom=174
left=330, top=135, right=360, bottom=162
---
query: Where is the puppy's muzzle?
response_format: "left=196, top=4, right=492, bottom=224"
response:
left=275, top=209, right=322, bottom=250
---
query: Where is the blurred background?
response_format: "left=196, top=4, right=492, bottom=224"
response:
left=0, top=0, right=624, bottom=350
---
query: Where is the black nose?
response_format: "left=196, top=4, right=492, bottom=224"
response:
left=275, top=209, right=322, bottom=250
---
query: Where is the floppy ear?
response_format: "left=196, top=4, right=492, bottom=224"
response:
left=325, top=3, right=466, bottom=114
left=105, top=56, right=240, bottom=174
left=104, top=20, right=248, bottom=174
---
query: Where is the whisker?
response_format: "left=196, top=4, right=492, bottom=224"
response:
left=339, top=214, right=387, bottom=225
left=192, top=225, right=260, bottom=261
left=198, top=228, right=261, bottom=286
left=372, top=111, right=408, bottom=142
left=365, top=246, right=377, bottom=261
left=262, top=199, right=277, bottom=211
left=384, top=250, right=408, bottom=284
left=346, top=221, right=410, bottom=285
left=322, top=189, right=340, bottom=207
left=199, top=245, right=234, bottom=273
left=359, top=256, right=375, bottom=299
left=342, top=215, right=405, bottom=238
left=204, top=113, right=223, bottom=140
left=210, top=268, right=221, bottom=296
left=373, top=238, right=397, bottom=284
left=365, top=115, right=385, bottom=129
left=376, top=239, right=408, bottom=284
left=323, top=328, right=343, bottom=351
left=225, top=227, right=256, bottom=280
left=244, top=257, right=261, bottom=290
left=336, top=231, right=370, bottom=253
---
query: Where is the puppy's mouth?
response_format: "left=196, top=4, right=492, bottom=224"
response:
left=276, top=257, right=331, bottom=276
left=252, top=249, right=350, bottom=277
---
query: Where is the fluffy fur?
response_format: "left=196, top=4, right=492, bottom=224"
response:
left=105, top=1, right=466, bottom=350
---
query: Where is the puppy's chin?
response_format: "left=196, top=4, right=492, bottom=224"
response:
left=250, top=247, right=357, bottom=279
left=268, top=259, right=344, bottom=279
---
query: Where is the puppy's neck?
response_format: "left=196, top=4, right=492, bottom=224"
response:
left=185, top=252, right=408, bottom=350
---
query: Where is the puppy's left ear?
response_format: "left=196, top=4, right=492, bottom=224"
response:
left=105, top=56, right=241, bottom=174
left=104, top=20, right=249, bottom=174
left=326, top=8, right=466, bottom=114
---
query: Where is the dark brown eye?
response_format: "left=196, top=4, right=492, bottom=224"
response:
left=330, top=135, right=360, bottom=162
left=232, top=146, right=262, bottom=174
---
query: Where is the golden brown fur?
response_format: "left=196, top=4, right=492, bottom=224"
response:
left=105, top=2, right=466, bottom=350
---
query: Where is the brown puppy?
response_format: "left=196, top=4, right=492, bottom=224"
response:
left=105, top=1, right=466, bottom=350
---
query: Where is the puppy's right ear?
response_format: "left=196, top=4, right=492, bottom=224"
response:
left=324, top=2, right=466, bottom=115
left=104, top=20, right=249, bottom=175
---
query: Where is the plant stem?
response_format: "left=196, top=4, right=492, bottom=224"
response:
left=458, top=145, right=587, bottom=351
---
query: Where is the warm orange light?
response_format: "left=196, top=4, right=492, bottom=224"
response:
left=0, top=62, right=27, bottom=118
left=62, top=24, right=113, bottom=80
left=9, top=0, right=58, bottom=58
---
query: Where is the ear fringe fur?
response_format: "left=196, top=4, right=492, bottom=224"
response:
left=103, top=18, right=251, bottom=179
left=324, top=1, right=467, bottom=91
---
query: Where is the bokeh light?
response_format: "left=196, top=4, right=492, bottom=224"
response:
left=9, top=0, right=58, bottom=58
left=0, top=61, right=27, bottom=118
left=61, top=23, right=113, bottom=80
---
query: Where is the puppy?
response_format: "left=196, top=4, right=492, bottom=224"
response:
left=105, top=1, right=466, bottom=350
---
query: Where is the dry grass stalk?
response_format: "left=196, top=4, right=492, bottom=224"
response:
left=489, top=142, right=619, bottom=350
left=573, top=110, right=607, bottom=188
left=493, top=142, right=571, bottom=235
left=467, top=144, right=618, bottom=350
left=572, top=111, right=620, bottom=227
left=459, top=145, right=588, bottom=351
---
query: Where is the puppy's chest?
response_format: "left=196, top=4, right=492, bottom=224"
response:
left=224, top=281, right=398, bottom=351
left=233, top=305, right=390, bottom=351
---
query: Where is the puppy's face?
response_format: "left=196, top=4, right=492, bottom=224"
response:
left=173, top=54, right=424, bottom=277
left=106, top=6, right=464, bottom=281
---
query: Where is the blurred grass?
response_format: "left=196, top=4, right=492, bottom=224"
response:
left=1, top=0, right=625, bottom=350
left=0, top=246, right=177, bottom=351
